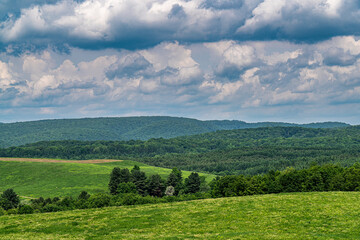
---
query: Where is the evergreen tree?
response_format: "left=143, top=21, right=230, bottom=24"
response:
left=0, top=189, right=20, bottom=210
left=131, top=165, right=140, bottom=173
left=184, top=172, right=201, bottom=194
left=117, top=182, right=137, bottom=195
left=109, top=167, right=122, bottom=195
left=119, top=168, right=131, bottom=183
left=131, top=166, right=148, bottom=196
left=147, top=174, right=165, bottom=197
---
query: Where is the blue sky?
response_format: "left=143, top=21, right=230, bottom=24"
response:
left=0, top=0, right=360, bottom=124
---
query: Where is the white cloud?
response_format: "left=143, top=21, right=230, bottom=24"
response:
left=238, top=0, right=345, bottom=34
left=141, top=42, right=202, bottom=85
left=205, top=41, right=257, bottom=77
left=1, top=37, right=360, bottom=123
left=0, top=61, right=15, bottom=89
left=262, top=49, right=303, bottom=65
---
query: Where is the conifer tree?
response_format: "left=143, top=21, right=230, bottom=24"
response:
left=184, top=172, right=201, bottom=194
left=109, top=167, right=122, bottom=195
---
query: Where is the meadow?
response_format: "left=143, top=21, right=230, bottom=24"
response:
left=0, top=192, right=359, bottom=239
left=0, top=158, right=215, bottom=198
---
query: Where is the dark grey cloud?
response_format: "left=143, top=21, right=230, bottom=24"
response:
left=323, top=48, right=358, bottom=66
left=106, top=54, right=152, bottom=79
left=0, top=0, right=61, bottom=19
left=239, top=1, right=360, bottom=43
left=1, top=0, right=359, bottom=53
left=200, top=0, right=244, bottom=10
left=0, top=87, right=18, bottom=101
left=168, top=4, right=186, bottom=19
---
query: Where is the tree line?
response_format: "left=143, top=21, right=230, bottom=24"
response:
left=1, top=127, right=360, bottom=175
left=1, top=163, right=360, bottom=215
left=211, top=163, right=360, bottom=197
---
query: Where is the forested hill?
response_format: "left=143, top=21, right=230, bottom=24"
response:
left=0, top=116, right=350, bottom=148
left=2, top=126, right=360, bottom=176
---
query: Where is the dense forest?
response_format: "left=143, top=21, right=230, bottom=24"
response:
left=0, top=116, right=349, bottom=148
left=1, top=126, right=360, bottom=175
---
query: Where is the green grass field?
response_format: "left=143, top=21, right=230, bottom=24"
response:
left=0, top=158, right=215, bottom=198
left=0, top=192, right=359, bottom=239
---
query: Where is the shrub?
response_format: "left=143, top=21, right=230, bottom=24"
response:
left=43, top=204, right=63, bottom=212
left=165, top=186, right=175, bottom=196
left=0, top=207, right=6, bottom=216
left=58, top=197, right=75, bottom=209
left=88, top=193, right=111, bottom=208
left=18, top=205, right=34, bottom=214
left=78, top=191, right=91, bottom=200
left=119, top=193, right=142, bottom=206
left=0, top=198, right=13, bottom=211
left=7, top=208, right=18, bottom=215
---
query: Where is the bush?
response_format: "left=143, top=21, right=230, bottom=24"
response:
left=18, top=205, right=34, bottom=214
left=0, top=207, right=6, bottom=216
left=7, top=208, right=18, bottom=215
left=88, top=193, right=111, bottom=208
left=76, top=199, right=90, bottom=209
left=78, top=191, right=91, bottom=200
left=0, top=198, right=13, bottom=211
left=58, top=197, right=75, bottom=209
left=119, top=193, right=142, bottom=206
left=43, top=204, right=63, bottom=212
left=165, top=186, right=175, bottom=196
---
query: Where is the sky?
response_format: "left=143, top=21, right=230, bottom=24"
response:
left=0, top=0, right=360, bottom=124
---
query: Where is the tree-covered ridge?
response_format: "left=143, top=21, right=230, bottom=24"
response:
left=1, top=126, right=360, bottom=175
left=0, top=116, right=350, bottom=147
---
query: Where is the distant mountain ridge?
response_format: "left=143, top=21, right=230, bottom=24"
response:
left=0, top=116, right=350, bottom=148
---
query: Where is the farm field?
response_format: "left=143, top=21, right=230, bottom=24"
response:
left=0, top=192, right=359, bottom=239
left=0, top=158, right=215, bottom=198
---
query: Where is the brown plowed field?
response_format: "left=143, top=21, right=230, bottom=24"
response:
left=0, top=158, right=122, bottom=164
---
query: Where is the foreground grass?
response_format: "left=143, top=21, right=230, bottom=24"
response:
left=0, top=192, right=359, bottom=239
left=0, top=159, right=215, bottom=198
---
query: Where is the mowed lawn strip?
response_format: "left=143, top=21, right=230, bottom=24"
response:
left=0, top=192, right=359, bottom=239
left=0, top=159, right=215, bottom=198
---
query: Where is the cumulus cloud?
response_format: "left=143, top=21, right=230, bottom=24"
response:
left=206, top=41, right=258, bottom=78
left=1, top=0, right=360, bottom=53
left=198, top=37, right=360, bottom=111
left=0, top=42, right=204, bottom=110
left=237, top=0, right=360, bottom=41
left=1, top=36, right=360, bottom=123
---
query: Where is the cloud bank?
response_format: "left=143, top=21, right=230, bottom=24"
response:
left=0, top=0, right=360, bottom=123
left=1, top=0, right=360, bottom=52
left=1, top=35, right=360, bottom=123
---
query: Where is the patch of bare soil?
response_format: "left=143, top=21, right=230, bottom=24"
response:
left=0, top=158, right=122, bottom=164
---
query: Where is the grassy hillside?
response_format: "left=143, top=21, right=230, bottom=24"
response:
left=0, top=116, right=349, bottom=147
left=0, top=158, right=215, bottom=198
left=0, top=192, right=359, bottom=239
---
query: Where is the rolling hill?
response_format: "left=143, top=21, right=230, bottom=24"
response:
left=0, top=116, right=349, bottom=148
left=2, top=126, right=360, bottom=175
left=0, top=192, right=359, bottom=239
left=0, top=158, right=215, bottom=198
